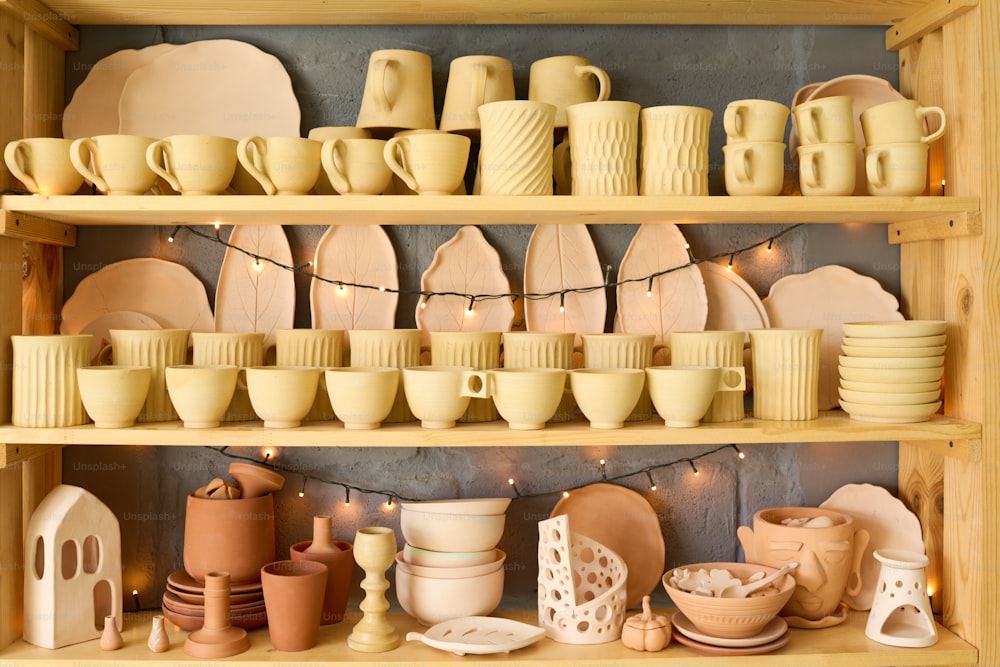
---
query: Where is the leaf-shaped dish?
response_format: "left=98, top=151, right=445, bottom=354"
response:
left=524, top=224, right=606, bottom=347
left=406, top=616, right=546, bottom=656
left=617, top=224, right=707, bottom=364
left=415, top=226, right=515, bottom=346
left=215, top=225, right=295, bottom=351
left=310, top=225, right=399, bottom=331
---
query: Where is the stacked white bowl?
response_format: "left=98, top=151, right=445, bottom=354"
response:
left=837, top=320, right=946, bottom=423
left=396, top=498, right=511, bottom=626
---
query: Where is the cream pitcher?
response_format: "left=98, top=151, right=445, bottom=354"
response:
left=356, top=49, right=436, bottom=138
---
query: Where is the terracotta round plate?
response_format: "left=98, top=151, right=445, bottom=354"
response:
left=550, top=482, right=665, bottom=609
left=672, top=611, right=788, bottom=648
left=163, top=590, right=264, bottom=613
left=166, top=569, right=263, bottom=595
left=672, top=628, right=790, bottom=656
left=165, top=583, right=262, bottom=606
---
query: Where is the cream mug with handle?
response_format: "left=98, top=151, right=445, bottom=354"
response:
left=356, top=49, right=436, bottom=137
left=439, top=55, right=516, bottom=136
left=70, top=134, right=159, bottom=195
left=528, top=55, right=611, bottom=128
left=860, top=99, right=946, bottom=145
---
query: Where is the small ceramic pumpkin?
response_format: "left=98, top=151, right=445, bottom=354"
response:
left=621, top=595, right=671, bottom=652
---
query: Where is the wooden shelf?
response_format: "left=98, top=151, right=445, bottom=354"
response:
left=0, top=194, right=979, bottom=229
left=0, top=608, right=977, bottom=665
left=0, top=412, right=981, bottom=460
left=23, top=0, right=926, bottom=26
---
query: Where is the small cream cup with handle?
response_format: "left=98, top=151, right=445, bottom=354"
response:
left=321, top=138, right=392, bottom=195
left=383, top=132, right=471, bottom=195
left=237, top=136, right=322, bottom=195
left=70, top=134, right=158, bottom=195
left=860, top=99, right=946, bottom=145
left=646, top=365, right=746, bottom=428
left=5, top=137, right=83, bottom=195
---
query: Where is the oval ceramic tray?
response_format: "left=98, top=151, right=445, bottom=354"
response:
left=406, top=616, right=546, bottom=656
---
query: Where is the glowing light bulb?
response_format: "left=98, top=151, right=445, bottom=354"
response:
left=252, top=258, right=265, bottom=273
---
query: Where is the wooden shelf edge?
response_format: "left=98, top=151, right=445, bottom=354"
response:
left=0, top=443, right=62, bottom=468
left=0, top=412, right=981, bottom=453
left=0, top=194, right=980, bottom=227
left=0, top=608, right=977, bottom=665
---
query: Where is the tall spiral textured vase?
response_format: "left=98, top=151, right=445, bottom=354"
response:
left=566, top=101, right=640, bottom=196
left=12, top=335, right=92, bottom=427
left=640, top=105, right=713, bottom=195
left=749, top=328, right=822, bottom=420
left=478, top=100, right=556, bottom=195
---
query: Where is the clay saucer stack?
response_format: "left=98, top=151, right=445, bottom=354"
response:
left=162, top=570, right=267, bottom=631
left=837, top=320, right=946, bottom=423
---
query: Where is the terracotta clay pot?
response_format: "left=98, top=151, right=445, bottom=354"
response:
left=261, top=560, right=328, bottom=651
left=183, top=493, right=276, bottom=584
left=290, top=516, right=355, bottom=625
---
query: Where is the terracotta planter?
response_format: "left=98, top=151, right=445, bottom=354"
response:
left=290, top=516, right=355, bottom=624
left=261, top=560, right=328, bottom=651
left=183, top=493, right=275, bottom=584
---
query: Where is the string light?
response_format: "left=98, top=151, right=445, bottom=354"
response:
left=344, top=487, right=351, bottom=507
left=599, top=458, right=607, bottom=481
left=132, top=589, right=141, bottom=611
left=685, top=243, right=694, bottom=262
left=646, top=277, right=654, bottom=298
left=213, top=221, right=221, bottom=230
left=419, top=295, right=428, bottom=309
left=688, top=460, right=700, bottom=476
left=727, top=254, right=735, bottom=271
left=378, top=285, right=386, bottom=292
left=562, top=491, right=570, bottom=498
left=337, top=283, right=347, bottom=295
left=603, top=264, right=613, bottom=285
left=252, top=257, right=265, bottom=272
left=766, top=239, right=773, bottom=253
left=384, top=496, right=394, bottom=510
left=167, top=225, right=180, bottom=243
left=508, top=478, right=521, bottom=497
left=298, top=477, right=307, bottom=498
left=645, top=471, right=657, bottom=491
left=559, top=293, right=566, bottom=313
left=731, top=444, right=746, bottom=460
left=465, top=296, right=476, bottom=318
left=262, top=448, right=274, bottom=464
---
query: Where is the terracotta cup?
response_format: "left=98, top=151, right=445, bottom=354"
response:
left=4, top=137, right=83, bottom=195
left=191, top=332, right=264, bottom=422
left=236, top=136, right=322, bottom=196
left=245, top=366, right=322, bottom=428
left=401, top=365, right=489, bottom=429
left=864, top=142, right=929, bottom=196
left=479, top=368, right=567, bottom=430
left=307, top=127, right=373, bottom=194
left=738, top=507, right=870, bottom=625
left=165, top=365, right=240, bottom=428
left=797, top=142, right=857, bottom=196
left=582, top=333, right=660, bottom=421
left=564, top=100, right=641, bottom=196
left=290, top=516, right=354, bottom=625
left=76, top=365, right=152, bottom=428
left=275, top=328, right=345, bottom=422
left=103, top=328, right=190, bottom=423
left=383, top=132, right=471, bottom=195
left=261, top=560, right=328, bottom=651
left=639, top=105, right=713, bottom=196
left=183, top=493, right=276, bottom=584
left=145, top=134, right=238, bottom=195
left=11, top=334, right=92, bottom=427
left=356, top=49, right=436, bottom=138
left=528, top=55, right=611, bottom=128
left=440, top=55, right=516, bottom=136
left=325, top=367, right=400, bottom=429
left=749, top=328, right=822, bottom=420
left=477, top=100, right=556, bottom=195
left=320, top=138, right=392, bottom=195
left=501, top=331, right=576, bottom=422
left=70, top=134, right=158, bottom=195
left=722, top=141, right=786, bottom=196
left=792, top=95, right=855, bottom=145
left=568, top=368, right=645, bottom=429
left=860, top=99, right=946, bottom=145
left=348, top=329, right=422, bottom=423
left=428, top=331, right=502, bottom=423
left=668, top=331, right=747, bottom=423
left=646, top=365, right=745, bottom=428
left=723, top=99, right=790, bottom=143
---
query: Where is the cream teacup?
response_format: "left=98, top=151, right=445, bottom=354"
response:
left=564, top=100, right=641, bottom=196
left=501, top=331, right=576, bottom=422
left=528, top=55, right=611, bottom=128
left=146, top=135, right=238, bottom=195
left=860, top=99, right=946, bottom=145
left=723, top=141, right=786, bottom=196
left=307, top=127, right=373, bottom=194
left=165, top=365, right=240, bottom=429
left=76, top=365, right=152, bottom=429
left=480, top=368, right=567, bottom=430
left=568, top=368, right=645, bottom=429
left=245, top=366, right=322, bottom=428
left=440, top=55, right=516, bottom=136
left=864, top=142, right=929, bottom=196
left=275, top=328, right=345, bottom=421
left=102, top=328, right=190, bottom=423
left=348, top=329, right=422, bottom=423
left=325, top=367, right=400, bottom=429
left=428, top=331, right=502, bottom=423
left=12, top=334, right=92, bottom=427
left=639, top=105, right=713, bottom=196
left=792, top=96, right=855, bottom=145
left=749, top=328, right=822, bottom=421
left=581, top=333, right=660, bottom=421
left=646, top=365, right=746, bottom=428
left=668, top=330, right=747, bottom=423
left=70, top=134, right=159, bottom=195
left=797, top=142, right=857, bottom=196
left=237, top=136, right=322, bottom=196
left=724, top=99, right=790, bottom=143
left=191, top=331, right=264, bottom=422
left=383, top=132, right=471, bottom=195
left=320, top=138, right=392, bottom=195
left=5, top=137, right=84, bottom=195
left=401, top=366, right=489, bottom=429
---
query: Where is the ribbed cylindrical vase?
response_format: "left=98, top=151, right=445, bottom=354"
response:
left=12, top=334, right=92, bottom=427
left=566, top=100, right=641, bottom=196
left=749, top=328, right=822, bottom=420
left=639, top=105, right=713, bottom=195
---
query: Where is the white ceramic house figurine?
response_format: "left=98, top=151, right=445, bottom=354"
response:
left=23, top=485, right=122, bottom=649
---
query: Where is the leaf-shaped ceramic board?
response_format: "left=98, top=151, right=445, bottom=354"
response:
left=617, top=224, right=707, bottom=364
left=415, top=226, right=515, bottom=346
left=406, top=616, right=546, bottom=656
left=310, top=225, right=399, bottom=330
left=215, top=225, right=295, bottom=350
left=524, top=224, right=607, bottom=347
left=762, top=265, right=903, bottom=411
left=61, top=258, right=214, bottom=335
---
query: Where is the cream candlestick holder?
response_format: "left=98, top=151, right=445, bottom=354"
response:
left=347, top=526, right=400, bottom=652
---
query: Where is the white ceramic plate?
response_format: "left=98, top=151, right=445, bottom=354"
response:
left=838, top=365, right=944, bottom=384
left=838, top=355, right=944, bottom=370
left=406, top=616, right=546, bottom=656
left=672, top=611, right=788, bottom=648
left=839, top=379, right=941, bottom=393
left=842, top=320, right=947, bottom=338
left=839, top=399, right=942, bottom=423
left=841, top=344, right=946, bottom=358
left=838, top=387, right=941, bottom=406
left=842, top=333, right=946, bottom=348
